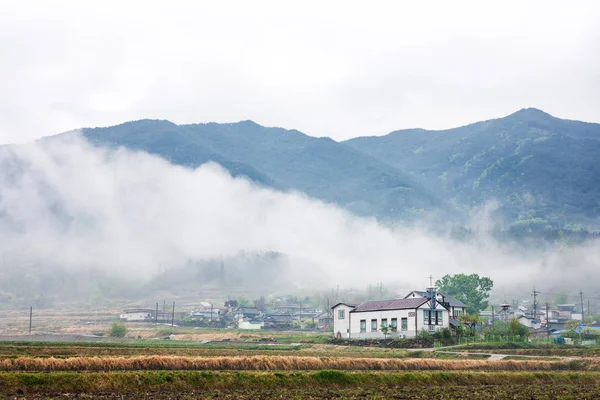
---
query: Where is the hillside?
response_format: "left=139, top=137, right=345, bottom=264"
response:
left=81, top=120, right=443, bottom=221
left=345, top=108, right=600, bottom=230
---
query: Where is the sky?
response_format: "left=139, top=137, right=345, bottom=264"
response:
left=1, top=1, right=599, bottom=145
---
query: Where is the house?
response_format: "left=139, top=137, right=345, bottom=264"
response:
left=190, top=308, right=221, bottom=321
left=119, top=308, right=154, bottom=322
left=233, top=307, right=261, bottom=320
left=263, top=313, right=294, bottom=329
left=332, top=288, right=450, bottom=339
left=233, top=307, right=263, bottom=329
left=316, top=311, right=333, bottom=330
left=238, top=317, right=264, bottom=330
left=518, top=315, right=542, bottom=329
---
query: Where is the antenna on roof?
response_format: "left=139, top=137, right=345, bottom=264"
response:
left=427, top=275, right=437, bottom=310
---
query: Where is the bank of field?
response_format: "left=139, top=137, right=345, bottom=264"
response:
left=0, top=354, right=597, bottom=372
left=0, top=341, right=415, bottom=359
left=2, top=371, right=600, bottom=397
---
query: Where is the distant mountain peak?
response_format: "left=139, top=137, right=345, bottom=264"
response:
left=508, top=108, right=554, bottom=120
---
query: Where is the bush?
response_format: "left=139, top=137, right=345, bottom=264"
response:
left=109, top=322, right=127, bottom=338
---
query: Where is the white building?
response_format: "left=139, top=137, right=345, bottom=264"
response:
left=119, top=308, right=154, bottom=322
left=237, top=317, right=264, bottom=330
left=332, top=293, right=450, bottom=339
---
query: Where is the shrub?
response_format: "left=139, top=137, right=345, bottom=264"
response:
left=109, top=322, right=127, bottom=338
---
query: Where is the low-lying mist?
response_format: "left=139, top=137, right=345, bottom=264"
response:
left=0, top=133, right=598, bottom=304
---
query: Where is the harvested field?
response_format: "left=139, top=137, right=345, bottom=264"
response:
left=6, top=385, right=600, bottom=399
left=2, top=371, right=600, bottom=396
left=0, top=342, right=411, bottom=359
left=0, top=355, right=596, bottom=372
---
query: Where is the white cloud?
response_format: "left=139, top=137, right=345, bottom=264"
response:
left=1, top=134, right=598, bottom=295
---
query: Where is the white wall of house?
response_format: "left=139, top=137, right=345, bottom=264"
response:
left=333, top=304, right=354, bottom=338
left=347, top=305, right=449, bottom=339
left=119, top=312, right=152, bottom=321
left=238, top=318, right=264, bottom=330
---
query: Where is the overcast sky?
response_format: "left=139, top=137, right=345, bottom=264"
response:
left=1, top=1, right=599, bottom=144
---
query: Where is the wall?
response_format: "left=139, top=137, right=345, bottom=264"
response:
left=238, top=319, right=264, bottom=330
left=120, top=312, right=151, bottom=321
left=332, top=304, right=354, bottom=338
left=349, top=305, right=449, bottom=339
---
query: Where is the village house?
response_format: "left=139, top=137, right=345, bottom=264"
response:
left=119, top=308, right=154, bottom=322
left=332, top=288, right=451, bottom=339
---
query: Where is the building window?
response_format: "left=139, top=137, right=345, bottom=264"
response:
left=428, top=324, right=435, bottom=331
left=401, top=317, right=408, bottom=331
left=391, top=318, right=398, bottom=329
left=381, top=318, right=388, bottom=329
left=360, top=319, right=366, bottom=332
left=338, top=310, right=345, bottom=319
left=436, top=310, right=443, bottom=325
left=423, top=310, right=430, bottom=325
left=453, top=309, right=462, bottom=317
left=371, top=319, right=377, bottom=332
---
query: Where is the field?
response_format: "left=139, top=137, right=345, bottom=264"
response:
left=2, top=341, right=600, bottom=398
left=3, top=307, right=600, bottom=398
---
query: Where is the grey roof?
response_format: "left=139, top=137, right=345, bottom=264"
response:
left=405, top=290, right=466, bottom=308
left=352, top=298, right=428, bottom=313
left=449, top=318, right=461, bottom=326
left=440, top=294, right=467, bottom=308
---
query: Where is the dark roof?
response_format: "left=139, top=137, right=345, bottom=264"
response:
left=352, top=298, right=428, bottom=313
left=404, top=291, right=467, bottom=309
left=441, top=294, right=467, bottom=308
left=449, top=318, right=461, bottom=327
left=237, top=307, right=260, bottom=314
left=264, top=314, right=294, bottom=323
left=331, top=302, right=358, bottom=309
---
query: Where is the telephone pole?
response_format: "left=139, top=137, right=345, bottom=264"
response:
left=532, top=287, right=540, bottom=322
left=545, top=303, right=550, bottom=344
left=580, top=290, right=585, bottom=323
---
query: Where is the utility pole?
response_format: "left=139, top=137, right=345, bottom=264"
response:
left=29, top=306, right=32, bottom=335
left=163, top=300, right=166, bottom=324
left=580, top=290, right=585, bottom=342
left=580, top=289, right=585, bottom=323
left=491, top=305, right=495, bottom=329
left=588, top=300, right=590, bottom=319
left=532, top=287, right=540, bottom=322
left=546, top=303, right=550, bottom=345
left=171, top=301, right=175, bottom=328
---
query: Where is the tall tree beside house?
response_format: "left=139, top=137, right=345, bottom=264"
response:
left=436, top=273, right=493, bottom=314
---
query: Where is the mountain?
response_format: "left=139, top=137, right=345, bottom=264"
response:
left=345, top=108, right=600, bottom=231
left=81, top=119, right=444, bottom=221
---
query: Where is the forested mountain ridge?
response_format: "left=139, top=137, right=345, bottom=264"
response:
left=345, top=108, right=600, bottom=232
left=81, top=119, right=444, bottom=221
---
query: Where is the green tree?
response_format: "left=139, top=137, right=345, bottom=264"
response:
left=436, top=274, right=493, bottom=314
left=553, top=292, right=568, bottom=306
left=508, top=318, right=529, bottom=337
left=109, top=322, right=127, bottom=338
left=237, top=296, right=251, bottom=307
left=458, top=312, right=481, bottom=336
